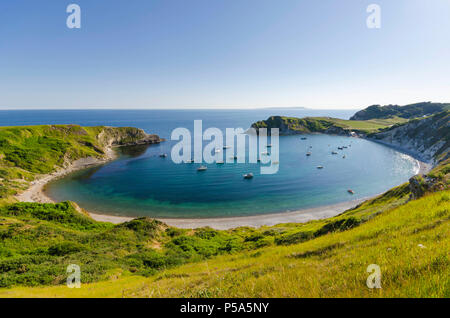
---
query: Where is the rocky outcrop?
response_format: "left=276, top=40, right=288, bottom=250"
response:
left=251, top=116, right=366, bottom=137
left=409, top=174, right=447, bottom=200
left=97, top=127, right=162, bottom=149
left=368, top=111, right=449, bottom=164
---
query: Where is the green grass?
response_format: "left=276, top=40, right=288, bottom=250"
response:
left=0, top=125, right=154, bottom=204
left=1, top=190, right=447, bottom=298
left=251, top=116, right=406, bottom=135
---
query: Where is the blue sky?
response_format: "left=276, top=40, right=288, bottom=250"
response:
left=0, top=0, right=449, bottom=109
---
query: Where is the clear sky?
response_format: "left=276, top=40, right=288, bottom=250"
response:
left=0, top=0, right=449, bottom=109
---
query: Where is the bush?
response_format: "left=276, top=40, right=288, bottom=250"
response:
left=48, top=242, right=85, bottom=256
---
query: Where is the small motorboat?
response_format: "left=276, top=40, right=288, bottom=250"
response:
left=348, top=189, right=354, bottom=194
left=243, top=173, right=254, bottom=179
left=342, top=155, right=346, bottom=159
left=223, top=145, right=231, bottom=149
left=185, top=159, right=194, bottom=163
left=301, top=137, right=307, bottom=140
left=317, top=165, right=324, bottom=169
left=257, top=158, right=261, bottom=162
left=216, top=161, right=224, bottom=164
left=160, top=153, right=168, bottom=158
left=331, top=151, right=338, bottom=155
left=267, top=144, right=272, bottom=148
left=197, top=166, right=207, bottom=171
left=306, top=152, right=312, bottom=156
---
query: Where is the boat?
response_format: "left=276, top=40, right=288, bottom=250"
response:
left=197, top=166, right=207, bottom=171
left=317, top=165, right=324, bottom=169
left=267, top=144, right=272, bottom=148
left=215, top=148, right=221, bottom=153
left=348, top=189, right=354, bottom=194
left=257, top=158, right=261, bottom=162
left=337, top=147, right=343, bottom=150
left=223, top=145, right=231, bottom=149
left=160, top=153, right=168, bottom=158
left=243, top=173, right=254, bottom=179
left=301, top=137, right=307, bottom=140
left=306, top=152, right=312, bottom=156
left=342, top=155, right=346, bottom=158
left=230, top=155, right=238, bottom=160
left=331, top=151, right=338, bottom=155
left=216, top=161, right=224, bottom=164
left=185, top=159, right=194, bottom=163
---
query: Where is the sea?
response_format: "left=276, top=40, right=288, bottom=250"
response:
left=0, top=109, right=418, bottom=218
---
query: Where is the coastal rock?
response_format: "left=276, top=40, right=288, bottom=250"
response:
left=369, top=111, right=449, bottom=164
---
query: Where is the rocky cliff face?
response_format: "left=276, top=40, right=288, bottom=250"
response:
left=97, top=127, right=162, bottom=149
left=369, top=111, right=449, bottom=164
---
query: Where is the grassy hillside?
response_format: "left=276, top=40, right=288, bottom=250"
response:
left=251, top=116, right=406, bottom=135
left=350, top=102, right=450, bottom=120
left=0, top=182, right=411, bottom=289
left=1, top=189, right=448, bottom=298
left=0, top=125, right=159, bottom=205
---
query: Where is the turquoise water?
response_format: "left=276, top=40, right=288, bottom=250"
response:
left=0, top=110, right=418, bottom=218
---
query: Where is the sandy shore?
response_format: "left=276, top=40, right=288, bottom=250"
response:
left=89, top=198, right=367, bottom=229
left=16, top=146, right=432, bottom=230
left=15, top=148, right=116, bottom=204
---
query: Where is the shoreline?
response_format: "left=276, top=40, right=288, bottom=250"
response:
left=16, top=142, right=433, bottom=230
left=89, top=198, right=368, bottom=230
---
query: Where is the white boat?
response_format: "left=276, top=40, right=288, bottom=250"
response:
left=267, top=144, right=272, bottom=148
left=243, top=173, right=254, bottom=179
left=317, top=165, right=324, bottom=169
left=216, top=161, right=224, bottom=164
left=197, top=166, right=207, bottom=171
left=223, top=145, right=231, bottom=149
left=185, top=159, right=194, bottom=163
left=160, top=153, right=168, bottom=158
left=306, top=152, right=312, bottom=156
left=215, top=148, right=221, bottom=153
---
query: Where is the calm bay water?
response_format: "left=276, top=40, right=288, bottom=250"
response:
left=0, top=109, right=418, bottom=218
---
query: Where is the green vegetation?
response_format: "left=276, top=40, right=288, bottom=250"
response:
left=0, top=184, right=410, bottom=288
left=1, top=189, right=448, bottom=298
left=350, top=102, right=450, bottom=120
left=0, top=125, right=158, bottom=205
left=251, top=115, right=405, bottom=135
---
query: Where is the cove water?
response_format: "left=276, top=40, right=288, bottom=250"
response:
left=0, top=109, right=419, bottom=218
